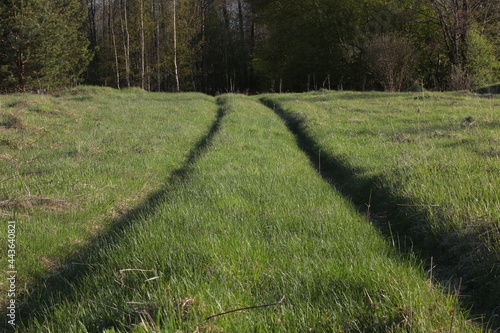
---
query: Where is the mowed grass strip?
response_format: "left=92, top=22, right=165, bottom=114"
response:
left=259, top=91, right=499, bottom=315
left=17, top=95, right=480, bottom=332
left=0, top=86, right=218, bottom=305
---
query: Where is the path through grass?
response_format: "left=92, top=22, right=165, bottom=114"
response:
left=7, top=94, right=483, bottom=332
left=0, top=87, right=218, bottom=315
left=259, top=91, right=499, bottom=321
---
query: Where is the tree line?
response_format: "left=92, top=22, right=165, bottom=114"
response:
left=1, top=0, right=499, bottom=93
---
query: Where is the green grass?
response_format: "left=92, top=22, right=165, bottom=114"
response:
left=1, top=89, right=497, bottom=331
left=3, top=93, right=484, bottom=332
left=259, top=90, right=500, bottom=313
left=0, top=86, right=218, bottom=301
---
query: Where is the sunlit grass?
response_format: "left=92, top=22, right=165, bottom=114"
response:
left=11, top=95, right=481, bottom=332
left=0, top=86, right=218, bottom=300
left=259, top=90, right=500, bottom=314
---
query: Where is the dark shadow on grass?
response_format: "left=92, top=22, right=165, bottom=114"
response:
left=1, top=99, right=227, bottom=332
left=259, top=97, right=500, bottom=331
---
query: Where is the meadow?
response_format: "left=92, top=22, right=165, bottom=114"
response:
left=0, top=87, right=218, bottom=316
left=0, top=87, right=498, bottom=332
left=260, top=91, right=500, bottom=313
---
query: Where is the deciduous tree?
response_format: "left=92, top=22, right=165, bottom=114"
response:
left=427, top=0, right=499, bottom=89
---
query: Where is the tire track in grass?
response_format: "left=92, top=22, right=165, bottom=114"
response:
left=259, top=96, right=498, bottom=330
left=6, top=100, right=227, bottom=332
left=15, top=95, right=479, bottom=332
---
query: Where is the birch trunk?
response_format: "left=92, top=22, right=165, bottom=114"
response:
left=173, top=0, right=180, bottom=92
left=120, top=0, right=131, bottom=87
left=109, top=0, right=120, bottom=89
left=140, top=0, right=146, bottom=90
left=154, top=0, right=161, bottom=91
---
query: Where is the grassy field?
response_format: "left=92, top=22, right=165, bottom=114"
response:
left=0, top=86, right=218, bottom=310
left=0, top=88, right=497, bottom=331
left=260, top=91, right=499, bottom=316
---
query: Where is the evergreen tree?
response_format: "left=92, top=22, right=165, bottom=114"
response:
left=0, top=0, right=91, bottom=92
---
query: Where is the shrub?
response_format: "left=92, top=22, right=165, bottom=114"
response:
left=364, top=33, right=418, bottom=92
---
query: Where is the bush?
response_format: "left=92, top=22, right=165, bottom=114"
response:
left=466, top=28, right=499, bottom=89
left=364, top=33, right=418, bottom=92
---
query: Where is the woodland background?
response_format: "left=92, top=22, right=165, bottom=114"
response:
left=1, top=0, right=499, bottom=93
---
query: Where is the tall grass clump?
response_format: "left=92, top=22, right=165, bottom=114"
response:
left=12, top=95, right=481, bottom=332
left=0, top=86, right=218, bottom=308
left=259, top=91, right=499, bottom=321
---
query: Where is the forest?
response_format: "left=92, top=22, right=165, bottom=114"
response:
left=1, top=0, right=499, bottom=93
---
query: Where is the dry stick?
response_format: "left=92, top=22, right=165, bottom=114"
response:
left=200, top=296, right=285, bottom=324
left=70, top=262, right=104, bottom=267
left=0, top=175, right=17, bottom=185
left=117, top=269, right=155, bottom=287
left=118, top=269, right=155, bottom=274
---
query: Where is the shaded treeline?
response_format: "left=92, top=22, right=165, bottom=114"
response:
left=84, top=0, right=255, bottom=94
left=1, top=0, right=499, bottom=93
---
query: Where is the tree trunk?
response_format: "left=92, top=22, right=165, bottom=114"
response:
left=87, top=0, right=97, bottom=50
left=17, top=51, right=26, bottom=91
left=140, top=0, right=146, bottom=90
left=173, top=0, right=180, bottom=92
left=237, top=0, right=244, bottom=41
left=155, top=1, right=161, bottom=92
left=429, top=0, right=480, bottom=89
left=109, top=0, right=120, bottom=89
left=120, top=0, right=131, bottom=88
left=222, top=0, right=230, bottom=91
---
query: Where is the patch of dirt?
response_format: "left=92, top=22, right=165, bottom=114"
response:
left=0, top=114, right=26, bottom=130
left=6, top=101, right=36, bottom=109
left=176, top=297, right=196, bottom=321
left=0, top=154, right=14, bottom=161
left=0, top=139, right=21, bottom=149
left=0, top=195, right=74, bottom=212
left=0, top=113, right=43, bottom=134
left=433, top=132, right=461, bottom=138
left=393, top=134, right=416, bottom=143
left=347, top=118, right=364, bottom=122
left=39, top=256, right=60, bottom=270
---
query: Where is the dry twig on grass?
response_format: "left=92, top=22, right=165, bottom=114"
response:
left=195, top=295, right=286, bottom=330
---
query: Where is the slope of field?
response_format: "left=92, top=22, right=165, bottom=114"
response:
left=3, top=93, right=483, bottom=332
left=260, top=91, right=499, bottom=318
left=0, top=86, right=219, bottom=308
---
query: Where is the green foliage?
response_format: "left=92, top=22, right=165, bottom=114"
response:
left=176, top=0, right=203, bottom=91
left=0, top=0, right=500, bottom=94
left=0, top=0, right=91, bottom=92
left=248, top=0, right=451, bottom=91
left=249, top=0, right=385, bottom=91
left=2, top=0, right=498, bottom=93
left=466, top=28, right=500, bottom=89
